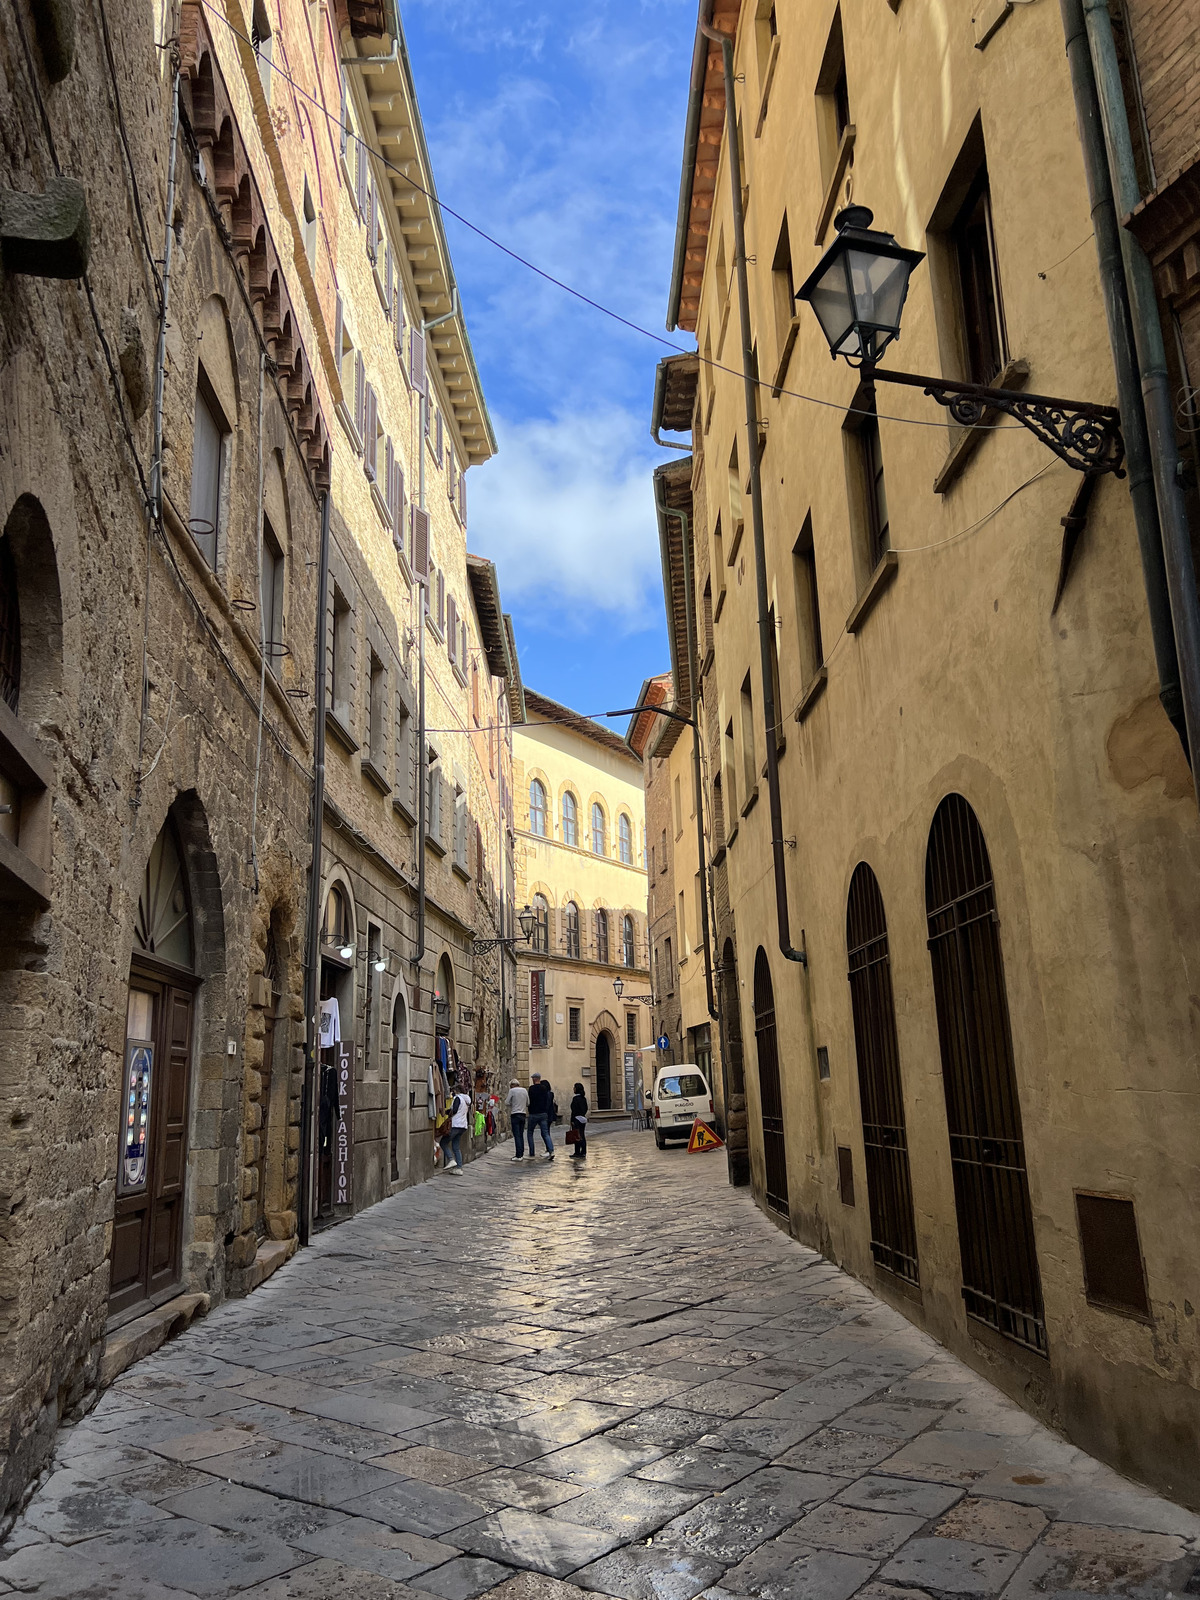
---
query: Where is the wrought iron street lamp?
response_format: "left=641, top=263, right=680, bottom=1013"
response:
left=613, top=976, right=656, bottom=1005
left=796, top=206, right=1125, bottom=476
left=472, top=903, right=536, bottom=956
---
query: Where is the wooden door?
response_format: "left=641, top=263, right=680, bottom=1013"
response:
left=596, top=1032, right=612, bottom=1109
left=110, top=974, right=194, bottom=1316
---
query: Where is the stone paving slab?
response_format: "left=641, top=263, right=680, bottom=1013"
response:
left=4, top=1134, right=1199, bottom=1599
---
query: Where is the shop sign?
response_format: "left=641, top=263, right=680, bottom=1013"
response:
left=623, top=1051, right=637, bottom=1110
left=336, top=1039, right=354, bottom=1209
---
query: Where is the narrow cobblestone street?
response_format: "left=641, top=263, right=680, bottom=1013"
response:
left=3, top=1133, right=1197, bottom=1599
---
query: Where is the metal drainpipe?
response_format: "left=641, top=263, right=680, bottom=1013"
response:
left=300, top=488, right=332, bottom=1248
left=1058, top=0, right=1185, bottom=757
left=699, top=20, right=806, bottom=969
left=137, top=68, right=180, bottom=802
left=1079, top=0, right=1200, bottom=793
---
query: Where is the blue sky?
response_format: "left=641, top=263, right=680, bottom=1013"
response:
left=402, top=1, right=696, bottom=717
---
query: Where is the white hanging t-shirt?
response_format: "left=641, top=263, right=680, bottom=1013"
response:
left=319, top=998, right=341, bottom=1049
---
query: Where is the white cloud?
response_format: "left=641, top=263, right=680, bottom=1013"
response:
left=468, top=407, right=665, bottom=632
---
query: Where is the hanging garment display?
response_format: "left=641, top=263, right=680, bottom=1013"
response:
left=318, top=998, right=341, bottom=1049
left=453, top=1048, right=471, bottom=1093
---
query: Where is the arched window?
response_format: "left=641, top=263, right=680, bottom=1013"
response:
left=562, top=790, right=578, bottom=847
left=565, top=901, right=580, bottom=958
left=753, top=948, right=789, bottom=1217
left=595, top=908, right=609, bottom=965
left=622, top=914, right=635, bottom=967
left=134, top=819, right=194, bottom=969
left=618, top=813, right=633, bottom=865
left=321, top=883, right=351, bottom=950
left=847, top=862, right=918, bottom=1286
left=532, top=892, right=550, bottom=953
left=529, top=778, right=547, bottom=837
left=926, top=794, right=1044, bottom=1353
left=591, top=802, right=606, bottom=856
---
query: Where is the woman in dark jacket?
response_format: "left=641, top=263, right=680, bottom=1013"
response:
left=569, top=1083, right=588, bottom=1159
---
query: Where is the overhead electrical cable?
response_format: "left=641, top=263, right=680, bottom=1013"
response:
left=197, top=0, right=1029, bottom=436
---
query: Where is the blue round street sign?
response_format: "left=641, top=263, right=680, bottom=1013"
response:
left=657, top=1034, right=670, bottom=1052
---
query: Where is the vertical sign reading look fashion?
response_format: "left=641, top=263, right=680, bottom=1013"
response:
left=336, top=1040, right=354, bottom=1209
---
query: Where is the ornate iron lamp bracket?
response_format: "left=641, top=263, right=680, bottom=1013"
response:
left=866, top=366, right=1125, bottom=477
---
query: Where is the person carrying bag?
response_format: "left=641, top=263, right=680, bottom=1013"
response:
left=439, top=1091, right=469, bottom=1174
left=568, top=1082, right=589, bottom=1159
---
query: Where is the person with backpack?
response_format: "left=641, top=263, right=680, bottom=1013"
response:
left=439, top=1089, right=470, bottom=1174
left=526, top=1072, right=555, bottom=1160
left=569, top=1083, right=589, bottom=1159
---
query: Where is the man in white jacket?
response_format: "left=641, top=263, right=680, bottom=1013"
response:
left=506, top=1079, right=529, bottom=1162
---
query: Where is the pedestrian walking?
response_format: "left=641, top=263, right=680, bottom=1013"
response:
left=527, top=1072, right=555, bottom=1160
left=506, top=1078, right=529, bottom=1162
left=569, top=1082, right=589, bottom=1159
left=439, top=1089, right=469, bottom=1173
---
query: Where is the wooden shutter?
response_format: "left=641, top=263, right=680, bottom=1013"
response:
left=333, top=291, right=343, bottom=379
left=447, top=448, right=456, bottom=508
left=355, top=136, right=368, bottom=218
left=384, top=239, right=393, bottom=312
left=393, top=284, right=404, bottom=352
left=437, top=570, right=445, bottom=631
left=459, top=470, right=467, bottom=525
left=409, top=327, right=426, bottom=396
left=447, top=596, right=457, bottom=663
left=411, top=506, right=429, bottom=579
left=364, top=383, right=377, bottom=479
left=354, top=350, right=365, bottom=444
left=367, top=180, right=378, bottom=262
left=435, top=408, right=443, bottom=465
left=384, top=438, right=395, bottom=527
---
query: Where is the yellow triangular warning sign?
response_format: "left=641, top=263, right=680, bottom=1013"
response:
left=687, top=1119, right=724, bottom=1153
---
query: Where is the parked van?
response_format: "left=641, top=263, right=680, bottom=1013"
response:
left=652, top=1065, right=715, bottom=1148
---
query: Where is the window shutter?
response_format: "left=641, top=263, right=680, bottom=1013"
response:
left=355, top=136, right=367, bottom=218
left=409, top=327, right=426, bottom=396
left=410, top=506, right=429, bottom=579
left=363, top=384, right=377, bottom=479
left=437, top=570, right=445, bottom=631
left=424, top=394, right=431, bottom=440
left=435, top=408, right=443, bottom=465
left=459, top=470, right=466, bottom=526
left=384, top=240, right=393, bottom=312
left=367, top=179, right=378, bottom=262
left=339, top=72, right=348, bottom=157
left=393, top=285, right=404, bottom=353
left=354, top=351, right=365, bottom=445
left=461, top=618, right=468, bottom=668
left=333, top=291, right=343, bottom=377
left=447, top=596, right=457, bottom=663
left=447, top=448, right=456, bottom=508
left=398, top=466, right=406, bottom=554
left=385, top=437, right=395, bottom=527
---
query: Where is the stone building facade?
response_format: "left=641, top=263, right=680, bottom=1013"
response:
left=657, top=0, right=1200, bottom=1507
left=0, top=0, right=517, bottom=1518
left=512, top=691, right=650, bottom=1116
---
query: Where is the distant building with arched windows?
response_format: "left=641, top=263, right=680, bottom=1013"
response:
left=513, top=689, right=649, bottom=1115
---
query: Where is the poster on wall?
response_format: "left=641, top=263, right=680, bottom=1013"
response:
left=121, top=1043, right=153, bottom=1191
left=624, top=1051, right=637, bottom=1111
left=335, top=1040, right=354, bottom=1210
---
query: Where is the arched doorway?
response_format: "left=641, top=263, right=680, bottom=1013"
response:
left=255, top=925, right=283, bottom=1236
left=925, top=794, right=1045, bottom=1354
left=595, top=1031, right=613, bottom=1110
left=111, top=814, right=198, bottom=1315
left=846, top=863, right=918, bottom=1285
left=390, top=991, right=408, bottom=1183
left=753, top=948, right=789, bottom=1218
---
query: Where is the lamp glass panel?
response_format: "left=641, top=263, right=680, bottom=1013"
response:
left=846, top=249, right=912, bottom=341
left=807, top=254, right=857, bottom=356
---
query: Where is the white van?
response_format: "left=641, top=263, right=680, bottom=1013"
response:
left=652, top=1065, right=715, bottom=1149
